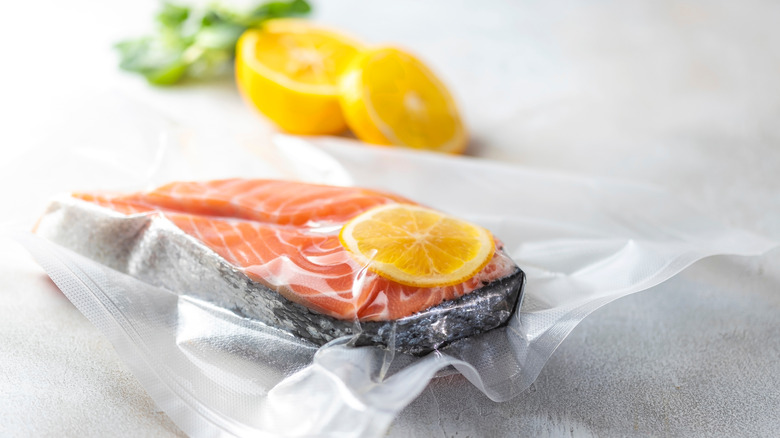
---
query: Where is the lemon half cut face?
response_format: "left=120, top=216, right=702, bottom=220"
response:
left=339, top=47, right=468, bottom=154
left=235, top=19, right=364, bottom=135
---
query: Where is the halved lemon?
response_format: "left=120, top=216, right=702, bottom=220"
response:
left=339, top=47, right=468, bottom=154
left=339, top=204, right=494, bottom=287
left=235, top=19, right=365, bottom=135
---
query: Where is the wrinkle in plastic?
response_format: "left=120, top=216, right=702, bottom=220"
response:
left=14, top=126, right=776, bottom=438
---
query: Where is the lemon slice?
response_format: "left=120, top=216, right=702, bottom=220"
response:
left=235, top=19, right=365, bottom=135
left=339, top=47, right=468, bottom=154
left=339, top=204, right=494, bottom=287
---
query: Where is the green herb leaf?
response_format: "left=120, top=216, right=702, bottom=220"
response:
left=156, top=3, right=190, bottom=29
left=115, top=37, right=188, bottom=85
left=247, top=0, right=311, bottom=25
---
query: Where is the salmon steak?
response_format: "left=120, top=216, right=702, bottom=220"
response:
left=35, top=179, right=525, bottom=354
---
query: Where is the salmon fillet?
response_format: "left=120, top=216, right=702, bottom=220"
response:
left=72, top=179, right=517, bottom=322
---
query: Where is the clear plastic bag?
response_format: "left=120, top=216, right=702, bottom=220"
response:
left=9, top=98, right=775, bottom=437
left=33, top=180, right=523, bottom=356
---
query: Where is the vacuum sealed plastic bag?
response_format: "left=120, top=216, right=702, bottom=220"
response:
left=33, top=180, right=524, bottom=356
left=14, top=127, right=776, bottom=437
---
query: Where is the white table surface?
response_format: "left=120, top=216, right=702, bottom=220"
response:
left=2, top=0, right=779, bottom=436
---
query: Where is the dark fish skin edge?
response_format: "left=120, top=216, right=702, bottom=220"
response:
left=351, top=267, right=525, bottom=355
left=35, top=198, right=525, bottom=356
left=224, top=251, right=525, bottom=356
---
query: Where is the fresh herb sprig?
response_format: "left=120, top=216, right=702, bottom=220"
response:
left=116, top=0, right=311, bottom=85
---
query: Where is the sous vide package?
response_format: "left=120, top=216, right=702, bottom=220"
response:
left=14, top=128, right=775, bottom=438
left=33, top=179, right=525, bottom=356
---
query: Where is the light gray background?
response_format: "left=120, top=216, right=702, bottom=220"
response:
left=1, top=0, right=779, bottom=436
